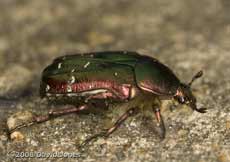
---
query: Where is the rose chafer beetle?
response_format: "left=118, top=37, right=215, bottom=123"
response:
left=11, top=51, right=206, bottom=146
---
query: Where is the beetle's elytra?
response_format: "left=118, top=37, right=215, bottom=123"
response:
left=11, top=51, right=206, bottom=146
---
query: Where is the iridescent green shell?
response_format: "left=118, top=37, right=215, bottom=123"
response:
left=41, top=51, right=181, bottom=98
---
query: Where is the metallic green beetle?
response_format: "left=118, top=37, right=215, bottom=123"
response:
left=12, top=51, right=207, bottom=146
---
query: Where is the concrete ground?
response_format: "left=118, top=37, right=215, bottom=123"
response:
left=0, top=0, right=229, bottom=162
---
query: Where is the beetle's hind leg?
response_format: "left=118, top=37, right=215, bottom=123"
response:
left=153, top=107, right=166, bottom=139
left=9, top=104, right=89, bottom=133
left=79, top=107, right=138, bottom=148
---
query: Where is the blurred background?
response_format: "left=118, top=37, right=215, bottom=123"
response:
left=0, top=0, right=229, bottom=162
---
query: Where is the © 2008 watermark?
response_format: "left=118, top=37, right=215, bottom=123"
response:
left=7, top=151, right=83, bottom=158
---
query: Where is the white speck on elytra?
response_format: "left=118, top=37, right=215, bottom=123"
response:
left=69, top=76, right=75, bottom=84
left=114, top=72, right=118, bottom=76
left=84, top=62, right=90, bottom=68
left=71, top=69, right=75, bottom=73
left=67, top=85, right=72, bottom=92
left=46, top=85, right=50, bottom=92
left=58, top=63, right=62, bottom=69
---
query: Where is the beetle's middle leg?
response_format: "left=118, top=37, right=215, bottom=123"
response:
left=80, top=107, right=138, bottom=147
left=9, top=104, right=89, bottom=133
left=153, top=107, right=166, bottom=139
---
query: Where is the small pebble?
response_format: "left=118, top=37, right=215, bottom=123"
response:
left=7, top=111, right=33, bottom=131
left=10, top=131, right=24, bottom=141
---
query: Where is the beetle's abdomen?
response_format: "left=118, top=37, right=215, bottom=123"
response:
left=42, top=78, right=131, bottom=100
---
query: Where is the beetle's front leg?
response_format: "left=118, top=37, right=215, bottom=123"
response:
left=153, top=107, right=166, bottom=139
left=79, top=107, right=138, bottom=148
left=9, top=104, right=89, bottom=133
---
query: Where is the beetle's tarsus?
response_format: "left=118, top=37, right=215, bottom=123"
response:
left=79, top=107, right=138, bottom=148
left=190, top=102, right=207, bottom=113
left=9, top=121, right=34, bottom=134
left=153, top=107, right=166, bottom=139
left=9, top=105, right=89, bottom=134
left=189, top=101, right=207, bottom=113
left=195, top=107, right=207, bottom=113
left=79, top=129, right=108, bottom=149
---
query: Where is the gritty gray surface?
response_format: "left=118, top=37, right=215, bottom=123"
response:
left=0, top=0, right=229, bottom=162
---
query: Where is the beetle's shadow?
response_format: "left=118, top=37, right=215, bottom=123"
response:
left=1, top=74, right=40, bottom=101
left=47, top=99, right=109, bottom=115
left=0, top=75, right=41, bottom=133
left=0, top=73, right=42, bottom=114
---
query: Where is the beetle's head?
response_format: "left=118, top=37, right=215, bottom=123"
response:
left=174, top=70, right=206, bottom=113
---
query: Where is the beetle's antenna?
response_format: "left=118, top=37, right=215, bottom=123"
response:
left=188, top=70, right=203, bottom=87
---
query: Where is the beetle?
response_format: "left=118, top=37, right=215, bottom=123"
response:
left=11, top=51, right=206, bottom=146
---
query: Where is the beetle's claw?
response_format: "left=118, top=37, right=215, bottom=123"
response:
left=78, top=130, right=108, bottom=149
left=195, top=108, right=207, bottom=113
left=189, top=102, right=207, bottom=113
left=155, top=121, right=166, bottom=139
left=9, top=121, right=34, bottom=134
left=153, top=108, right=166, bottom=139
